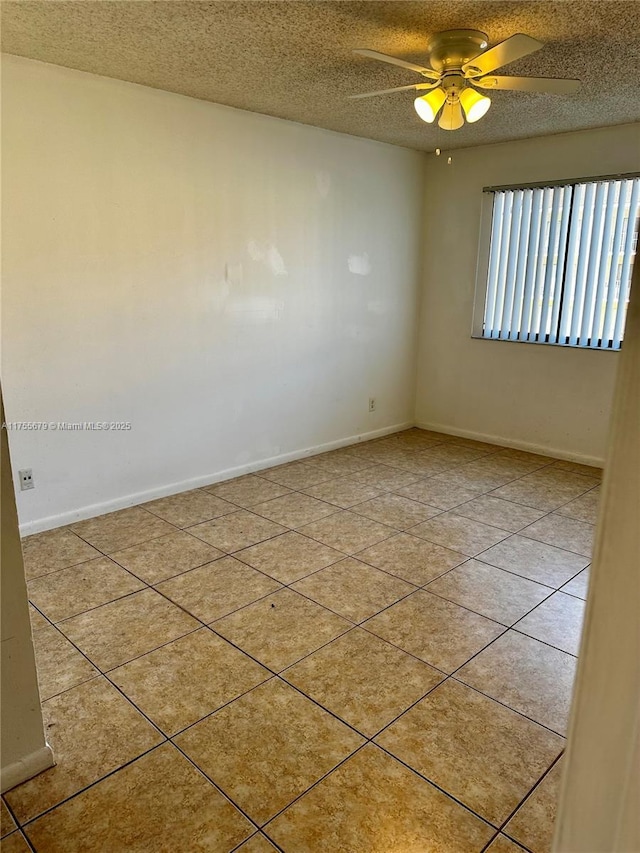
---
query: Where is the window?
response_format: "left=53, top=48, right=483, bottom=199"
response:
left=475, top=176, right=640, bottom=349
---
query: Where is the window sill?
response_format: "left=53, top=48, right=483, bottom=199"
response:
left=470, top=333, right=621, bottom=351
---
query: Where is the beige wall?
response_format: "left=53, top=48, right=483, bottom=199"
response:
left=1, top=392, right=53, bottom=791
left=1, top=55, right=425, bottom=534
left=415, top=122, right=640, bottom=465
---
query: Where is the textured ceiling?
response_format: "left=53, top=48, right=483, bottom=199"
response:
left=2, top=1, right=639, bottom=151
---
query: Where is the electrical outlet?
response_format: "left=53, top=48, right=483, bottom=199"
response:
left=368, top=398, right=376, bottom=413
left=19, top=469, right=35, bottom=490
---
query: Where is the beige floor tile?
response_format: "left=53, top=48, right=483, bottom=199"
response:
left=267, top=744, right=493, bottom=852
left=213, top=588, right=351, bottom=671
left=550, top=459, right=603, bottom=478
left=302, top=452, right=373, bottom=476
left=356, top=533, right=467, bottom=585
left=377, top=679, right=563, bottom=825
left=452, top=495, right=546, bottom=533
left=5, top=678, right=163, bottom=823
left=323, top=442, right=384, bottom=461
left=347, top=447, right=408, bottom=469
left=351, top=493, right=441, bottom=530
left=410, top=512, right=510, bottom=557
left=495, top=449, right=555, bottom=465
left=457, top=631, right=577, bottom=735
left=399, top=453, right=464, bottom=477
left=560, top=567, right=590, bottom=599
left=387, top=427, right=446, bottom=445
left=515, top=592, right=585, bottom=655
left=1, top=798, right=17, bottom=838
left=110, top=628, right=270, bottom=735
left=32, top=623, right=98, bottom=700
left=260, top=461, right=334, bottom=490
left=364, top=591, right=504, bottom=674
left=29, top=604, right=49, bottom=633
left=346, top=464, right=422, bottom=491
left=426, top=560, right=553, bottom=626
left=28, top=556, right=144, bottom=622
left=1, top=832, right=30, bottom=852
left=375, top=450, right=456, bottom=477
left=205, top=474, right=292, bottom=507
left=236, top=835, right=279, bottom=852
left=25, top=744, right=252, bottom=853
left=505, top=759, right=563, bottom=853
left=555, top=487, right=600, bottom=524
left=70, top=507, right=175, bottom=553
left=395, top=478, right=485, bottom=510
left=235, top=532, right=343, bottom=584
left=188, top=510, right=287, bottom=553
left=252, top=492, right=337, bottom=528
left=284, top=629, right=443, bottom=736
left=110, top=531, right=224, bottom=584
left=298, top=511, right=394, bottom=555
left=492, top=469, right=599, bottom=512
left=292, top=558, right=415, bottom=623
left=458, top=454, right=548, bottom=478
left=487, top=835, right=528, bottom=852
left=477, top=535, right=589, bottom=588
left=429, top=465, right=517, bottom=492
left=302, top=476, right=385, bottom=508
left=156, top=556, right=280, bottom=623
left=520, top=513, right=594, bottom=557
left=448, top=437, right=501, bottom=453
left=175, top=679, right=363, bottom=824
left=59, top=588, right=199, bottom=670
left=144, top=489, right=236, bottom=527
left=425, top=444, right=492, bottom=464
left=20, top=528, right=101, bottom=580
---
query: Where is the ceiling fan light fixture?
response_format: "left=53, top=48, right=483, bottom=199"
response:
left=413, top=86, right=447, bottom=123
left=459, top=87, right=492, bottom=122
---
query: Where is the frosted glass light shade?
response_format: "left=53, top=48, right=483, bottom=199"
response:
left=459, top=87, right=491, bottom=122
left=414, top=87, right=447, bottom=123
left=438, top=100, right=464, bottom=130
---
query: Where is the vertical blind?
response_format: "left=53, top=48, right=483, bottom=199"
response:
left=482, top=176, right=640, bottom=349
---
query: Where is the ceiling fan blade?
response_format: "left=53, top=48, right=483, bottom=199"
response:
left=353, top=49, right=440, bottom=80
left=349, top=82, right=439, bottom=99
left=438, top=100, right=464, bottom=131
left=475, top=75, right=581, bottom=94
left=462, top=33, right=543, bottom=76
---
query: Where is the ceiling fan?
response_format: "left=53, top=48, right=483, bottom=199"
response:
left=351, top=30, right=581, bottom=130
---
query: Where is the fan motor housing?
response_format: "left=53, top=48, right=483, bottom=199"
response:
left=427, top=29, right=488, bottom=72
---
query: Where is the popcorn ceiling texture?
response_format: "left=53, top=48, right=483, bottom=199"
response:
left=2, top=0, right=639, bottom=151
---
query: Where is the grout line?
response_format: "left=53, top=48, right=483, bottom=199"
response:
left=511, top=530, right=593, bottom=560
left=17, top=742, right=168, bottom=832
left=471, top=554, right=589, bottom=591
left=372, top=742, right=499, bottom=830
left=497, top=751, right=565, bottom=848
left=415, top=581, right=558, bottom=630
left=508, top=627, right=579, bottom=658
left=168, top=740, right=270, bottom=840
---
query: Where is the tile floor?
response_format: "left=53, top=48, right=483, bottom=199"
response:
left=2, top=428, right=599, bottom=852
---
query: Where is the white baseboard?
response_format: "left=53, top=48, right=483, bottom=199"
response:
left=1, top=743, right=54, bottom=793
left=416, top=420, right=605, bottom=468
left=19, top=420, right=413, bottom=536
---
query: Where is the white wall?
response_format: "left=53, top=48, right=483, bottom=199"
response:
left=1, top=55, right=425, bottom=533
left=415, top=122, right=640, bottom=465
